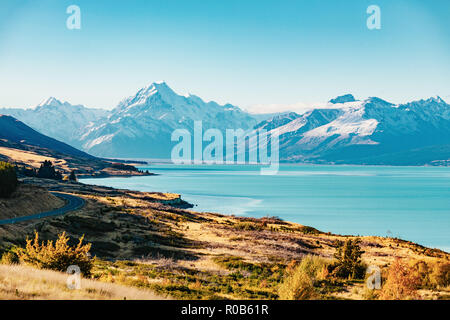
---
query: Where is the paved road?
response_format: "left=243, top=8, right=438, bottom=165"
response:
left=0, top=192, right=85, bottom=225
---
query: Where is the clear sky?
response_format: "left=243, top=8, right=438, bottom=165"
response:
left=0, top=0, right=449, bottom=112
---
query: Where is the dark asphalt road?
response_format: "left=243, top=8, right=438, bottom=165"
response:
left=0, top=192, right=85, bottom=225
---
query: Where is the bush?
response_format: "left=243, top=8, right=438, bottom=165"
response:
left=17, top=231, right=93, bottom=276
left=0, top=161, right=18, bottom=198
left=329, top=239, right=366, bottom=279
left=0, top=250, right=20, bottom=265
left=278, top=255, right=330, bottom=300
left=429, top=262, right=450, bottom=288
left=379, top=258, right=420, bottom=300
left=410, top=260, right=450, bottom=289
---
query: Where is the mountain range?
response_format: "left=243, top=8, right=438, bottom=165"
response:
left=1, top=83, right=449, bottom=165
left=0, top=98, right=107, bottom=149
left=255, top=95, right=450, bottom=165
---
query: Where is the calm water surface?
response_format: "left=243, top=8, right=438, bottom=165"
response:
left=81, top=165, right=450, bottom=251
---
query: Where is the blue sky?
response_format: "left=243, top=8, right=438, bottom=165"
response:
left=0, top=0, right=449, bottom=112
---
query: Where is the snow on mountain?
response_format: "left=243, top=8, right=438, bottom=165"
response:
left=299, top=102, right=379, bottom=148
left=2, top=87, right=448, bottom=165
left=259, top=95, right=450, bottom=165
left=0, top=98, right=108, bottom=149
left=80, top=82, right=258, bottom=158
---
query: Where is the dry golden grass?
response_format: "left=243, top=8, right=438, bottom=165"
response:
left=0, top=146, right=67, bottom=169
left=0, top=264, right=167, bottom=300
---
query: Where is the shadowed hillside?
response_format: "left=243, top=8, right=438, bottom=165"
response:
left=0, top=115, right=149, bottom=177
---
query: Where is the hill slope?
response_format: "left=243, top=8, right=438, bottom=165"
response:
left=0, top=115, right=147, bottom=177
left=0, top=115, right=94, bottom=159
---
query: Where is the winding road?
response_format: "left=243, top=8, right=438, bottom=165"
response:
left=0, top=192, right=85, bottom=225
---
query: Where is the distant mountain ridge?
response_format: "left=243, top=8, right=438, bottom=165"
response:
left=1, top=83, right=449, bottom=165
left=0, top=98, right=108, bottom=149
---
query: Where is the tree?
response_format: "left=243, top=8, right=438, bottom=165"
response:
left=329, top=238, right=365, bottom=279
left=0, top=161, right=18, bottom=198
left=68, top=170, right=77, bottom=182
left=37, top=160, right=62, bottom=180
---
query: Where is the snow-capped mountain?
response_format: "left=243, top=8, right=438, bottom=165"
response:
left=80, top=82, right=259, bottom=158
left=0, top=98, right=108, bottom=149
left=258, top=95, right=450, bottom=165
left=2, top=86, right=449, bottom=165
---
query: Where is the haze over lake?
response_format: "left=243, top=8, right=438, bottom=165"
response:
left=82, top=165, right=450, bottom=252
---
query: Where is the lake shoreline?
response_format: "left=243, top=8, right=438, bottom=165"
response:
left=80, top=164, right=450, bottom=253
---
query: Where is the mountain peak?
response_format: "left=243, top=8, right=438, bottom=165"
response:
left=364, top=97, right=393, bottom=106
left=136, top=81, right=177, bottom=99
left=38, top=97, right=63, bottom=107
left=426, top=95, right=446, bottom=104
left=144, top=81, right=171, bottom=91
left=329, top=94, right=356, bottom=104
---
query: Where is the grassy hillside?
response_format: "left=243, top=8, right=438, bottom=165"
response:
left=0, top=264, right=166, bottom=300
left=1, top=178, right=448, bottom=300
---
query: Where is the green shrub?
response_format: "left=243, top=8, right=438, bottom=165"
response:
left=17, top=231, right=93, bottom=276
left=0, top=161, right=18, bottom=198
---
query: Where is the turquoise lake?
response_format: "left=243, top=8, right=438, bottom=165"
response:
left=81, top=165, right=450, bottom=252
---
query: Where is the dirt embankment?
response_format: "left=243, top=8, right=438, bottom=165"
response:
left=0, top=184, right=65, bottom=220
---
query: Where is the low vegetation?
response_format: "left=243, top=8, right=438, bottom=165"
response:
left=90, top=255, right=283, bottom=300
left=278, top=256, right=330, bottom=300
